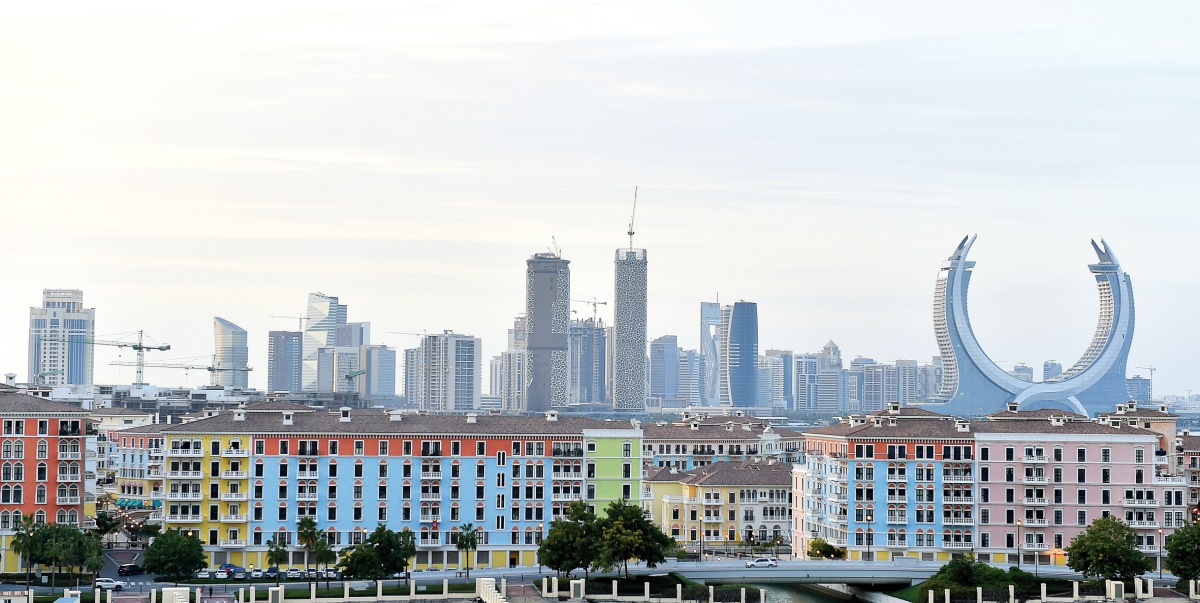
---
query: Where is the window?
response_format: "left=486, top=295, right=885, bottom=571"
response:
left=980, top=447, right=989, bottom=461
left=255, top=464, right=264, bottom=478
left=279, top=441, right=289, bottom=455
left=279, top=463, right=288, bottom=477
left=354, top=464, right=363, bottom=478
left=1135, top=449, right=1144, bottom=464
left=278, top=507, right=287, bottom=521
left=1053, top=448, right=1062, bottom=462
left=380, top=463, right=388, bottom=478
left=1077, top=448, right=1086, bottom=462
left=354, top=440, right=364, bottom=456
left=1077, top=468, right=1086, bottom=483
left=476, top=441, right=485, bottom=456
left=1077, top=510, right=1087, bottom=526
left=329, top=463, right=338, bottom=478
left=622, top=443, right=631, bottom=458
left=1005, top=448, right=1014, bottom=461
left=379, top=441, right=389, bottom=456
left=452, top=441, right=461, bottom=456
left=329, top=441, right=339, bottom=455
left=1102, top=448, right=1111, bottom=463
left=1102, top=469, right=1111, bottom=484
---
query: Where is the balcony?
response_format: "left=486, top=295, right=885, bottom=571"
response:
left=296, top=492, right=318, bottom=501
left=419, top=514, right=440, bottom=523
left=1023, top=542, right=1049, bottom=551
left=166, top=491, right=203, bottom=501
left=1021, top=518, right=1048, bottom=526
left=702, top=516, right=722, bottom=524
left=56, top=496, right=81, bottom=505
left=219, top=539, right=247, bottom=548
left=1023, top=476, right=1048, bottom=484
left=1128, top=519, right=1160, bottom=528
left=220, top=492, right=248, bottom=501
left=703, top=497, right=723, bottom=505
left=420, top=492, right=441, bottom=501
left=150, top=489, right=163, bottom=498
left=148, top=448, right=163, bottom=459
left=1023, top=497, right=1048, bottom=506
left=943, top=517, right=974, bottom=526
left=166, top=514, right=202, bottom=523
left=57, top=451, right=82, bottom=460
left=1136, top=544, right=1160, bottom=553
left=553, top=472, right=583, bottom=480
left=663, top=496, right=700, bottom=505
left=420, top=472, right=443, bottom=480
left=552, top=493, right=583, bottom=502
left=1023, top=455, right=1048, bottom=463
left=942, top=474, right=974, bottom=483
left=886, top=515, right=908, bottom=525
left=81, top=518, right=97, bottom=529
left=297, top=471, right=319, bottom=479
left=222, top=449, right=250, bottom=458
left=219, top=514, right=247, bottom=523
left=418, top=538, right=441, bottom=547
left=166, top=471, right=202, bottom=479
left=220, top=471, right=248, bottom=479
left=551, top=448, right=584, bottom=458
left=1153, top=475, right=1186, bottom=485
left=944, top=496, right=974, bottom=504
left=420, top=449, right=443, bottom=457
left=166, top=448, right=204, bottom=457
left=1123, top=498, right=1160, bottom=507
left=943, top=541, right=975, bottom=549
left=56, top=473, right=82, bottom=482
left=147, top=469, right=164, bottom=479
left=886, top=474, right=908, bottom=482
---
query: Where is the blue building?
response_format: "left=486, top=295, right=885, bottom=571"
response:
left=719, top=302, right=758, bottom=407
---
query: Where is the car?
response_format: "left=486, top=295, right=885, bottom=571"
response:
left=195, top=570, right=212, bottom=579
left=323, top=569, right=341, bottom=580
left=264, top=567, right=279, bottom=579
left=219, top=564, right=246, bottom=573
left=95, top=578, right=127, bottom=591
left=285, top=568, right=303, bottom=580
left=215, top=570, right=229, bottom=580
left=745, top=557, right=778, bottom=568
left=250, top=569, right=264, bottom=579
left=117, top=564, right=144, bottom=576
left=233, top=570, right=247, bottom=580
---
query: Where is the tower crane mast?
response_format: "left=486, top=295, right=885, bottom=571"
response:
left=571, top=298, right=608, bottom=323
left=41, top=330, right=169, bottom=387
left=627, top=186, right=638, bottom=250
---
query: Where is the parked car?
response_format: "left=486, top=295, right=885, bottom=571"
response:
left=117, top=564, right=144, bottom=576
left=219, top=564, right=246, bottom=573
left=250, top=569, right=264, bottom=579
left=285, top=568, right=303, bottom=580
left=95, top=578, right=127, bottom=591
left=215, top=570, right=229, bottom=580
left=745, top=557, right=778, bottom=568
left=323, top=569, right=341, bottom=580
left=233, top=569, right=247, bottom=580
left=195, top=570, right=212, bottom=579
left=264, top=567, right=279, bottom=579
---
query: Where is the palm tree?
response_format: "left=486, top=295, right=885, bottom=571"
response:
left=11, top=516, right=41, bottom=588
left=266, top=538, right=289, bottom=585
left=297, top=517, right=320, bottom=581
left=456, top=523, right=479, bottom=578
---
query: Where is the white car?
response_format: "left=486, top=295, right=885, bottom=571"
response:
left=215, top=570, right=229, bottom=580
left=95, top=578, right=127, bottom=591
left=745, top=557, right=778, bottom=568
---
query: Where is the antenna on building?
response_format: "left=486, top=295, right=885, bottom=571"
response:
left=547, top=237, right=562, bottom=258
left=627, top=186, right=638, bottom=250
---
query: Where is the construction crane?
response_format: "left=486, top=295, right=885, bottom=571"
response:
left=34, top=371, right=63, bottom=386
left=1136, top=366, right=1156, bottom=400
left=627, top=186, right=638, bottom=250
left=272, top=315, right=309, bottom=332
left=571, top=298, right=608, bottom=323
left=41, top=330, right=169, bottom=387
left=108, top=360, right=252, bottom=384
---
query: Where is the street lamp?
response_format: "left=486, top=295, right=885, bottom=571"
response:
left=865, top=513, right=873, bottom=562
left=1015, top=520, right=1022, bottom=570
left=1158, top=528, right=1163, bottom=579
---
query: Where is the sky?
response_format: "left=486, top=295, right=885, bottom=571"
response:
left=1, top=1, right=1198, bottom=397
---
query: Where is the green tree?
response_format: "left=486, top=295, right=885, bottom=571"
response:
left=266, top=538, right=290, bottom=585
left=365, top=525, right=413, bottom=581
left=806, top=537, right=846, bottom=560
left=456, top=523, right=480, bottom=578
left=38, top=524, right=76, bottom=593
left=143, top=530, right=208, bottom=585
left=339, top=542, right=386, bottom=584
left=81, top=532, right=105, bottom=584
left=91, top=513, right=121, bottom=547
left=1065, top=516, right=1152, bottom=580
left=395, top=528, right=416, bottom=579
left=312, top=538, right=337, bottom=588
left=11, top=516, right=42, bottom=587
left=594, top=500, right=676, bottom=578
left=297, top=517, right=320, bottom=581
left=1165, top=520, right=1200, bottom=582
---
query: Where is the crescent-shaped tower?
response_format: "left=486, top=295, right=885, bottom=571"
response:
left=930, top=235, right=1135, bottom=417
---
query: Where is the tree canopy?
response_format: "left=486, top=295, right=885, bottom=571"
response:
left=456, top=523, right=480, bottom=578
left=538, top=501, right=598, bottom=578
left=806, top=538, right=846, bottom=560
left=1064, top=516, right=1152, bottom=580
left=338, top=526, right=415, bottom=584
left=143, top=530, right=207, bottom=584
left=1165, top=520, right=1200, bottom=582
left=541, top=499, right=675, bottom=579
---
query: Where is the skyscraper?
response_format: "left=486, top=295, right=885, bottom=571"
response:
left=267, top=331, right=302, bottom=393
left=302, top=292, right=347, bottom=392
left=718, top=301, right=758, bottom=407
left=362, top=345, right=397, bottom=399
left=648, top=336, right=680, bottom=404
left=525, top=253, right=570, bottom=411
left=414, top=331, right=481, bottom=412
left=28, top=289, right=95, bottom=386
left=699, top=302, right=722, bottom=405
left=497, top=315, right=528, bottom=412
left=613, top=248, right=648, bottom=410
left=403, top=347, right=423, bottom=407
left=765, top=349, right=795, bottom=409
left=568, top=318, right=607, bottom=405
left=212, top=317, right=249, bottom=389
left=1043, top=361, right=1063, bottom=381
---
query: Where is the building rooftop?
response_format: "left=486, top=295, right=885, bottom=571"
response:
left=0, top=391, right=88, bottom=415
left=149, top=410, right=634, bottom=437
left=645, top=459, right=791, bottom=487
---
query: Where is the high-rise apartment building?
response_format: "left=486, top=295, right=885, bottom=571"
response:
left=677, top=350, right=705, bottom=406
left=718, top=301, right=758, bottom=407
left=1009, top=363, right=1034, bottom=382
left=267, top=331, right=302, bottom=393
left=794, top=353, right=819, bottom=412
left=567, top=318, right=607, bottom=405
left=1126, top=375, right=1151, bottom=403
left=28, top=289, right=95, bottom=386
left=765, top=349, right=794, bottom=409
left=525, top=253, right=570, bottom=411
left=495, top=316, right=528, bottom=412
left=613, top=248, right=648, bottom=410
left=1043, top=361, right=1063, bottom=381
left=403, top=347, right=422, bottom=407
left=895, top=359, right=919, bottom=404
left=362, top=345, right=397, bottom=398
left=212, top=317, right=249, bottom=389
left=648, top=336, right=680, bottom=404
left=412, top=332, right=481, bottom=412
left=337, top=322, right=370, bottom=347
left=814, top=341, right=849, bottom=414
left=699, top=302, right=722, bottom=405
left=302, top=293, right=346, bottom=392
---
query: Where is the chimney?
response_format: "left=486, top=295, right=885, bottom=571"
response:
left=888, top=401, right=901, bottom=414
left=282, top=412, right=294, bottom=426
left=4, top=374, right=14, bottom=386
left=955, top=419, right=970, bottom=432
left=233, top=409, right=245, bottom=422
left=690, top=422, right=699, bottom=431
left=545, top=410, right=559, bottom=422
left=1006, top=402, right=1019, bottom=413
left=466, top=413, right=478, bottom=424
left=873, top=417, right=883, bottom=426
left=339, top=407, right=351, bottom=423
left=1159, top=403, right=1169, bottom=413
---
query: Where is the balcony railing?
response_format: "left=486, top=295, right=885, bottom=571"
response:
left=942, top=474, right=974, bottom=483
left=1023, top=497, right=1048, bottom=505
left=166, top=470, right=202, bottom=479
left=551, top=448, right=584, bottom=457
left=702, top=516, right=721, bottom=523
left=166, top=514, right=202, bottom=523
left=219, top=539, right=247, bottom=548
left=420, top=492, right=441, bottom=501
left=419, top=514, right=440, bottom=523
left=943, top=517, right=974, bottom=526
left=1123, top=498, right=1159, bottom=507
left=1128, top=520, right=1160, bottom=528
left=221, top=471, right=248, bottom=479
left=663, top=496, right=700, bottom=504
left=943, top=496, right=974, bottom=504
left=1136, top=544, right=1160, bottom=553
left=553, top=472, right=583, bottom=480
left=219, top=514, right=247, bottom=523
left=552, top=493, right=583, bottom=501
left=420, top=472, right=443, bottom=480
left=57, top=451, right=82, bottom=460
left=1021, top=518, right=1048, bottom=526
left=166, top=449, right=204, bottom=457
left=418, top=538, right=441, bottom=547
left=1023, top=542, right=1049, bottom=551
left=943, top=541, right=975, bottom=549
left=1022, top=476, right=1048, bottom=484
left=222, top=449, right=250, bottom=458
left=166, top=491, right=203, bottom=501
left=298, top=471, right=319, bottom=479
left=56, top=496, right=81, bottom=505
left=220, top=492, right=248, bottom=501
left=886, top=515, right=909, bottom=524
left=56, top=473, right=82, bottom=482
left=1022, top=455, right=1048, bottom=463
left=1153, top=475, right=1186, bottom=485
left=296, top=492, right=318, bottom=501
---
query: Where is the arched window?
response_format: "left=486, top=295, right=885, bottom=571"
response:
left=1, top=442, right=11, bottom=458
left=56, top=510, right=67, bottom=524
left=36, top=441, right=47, bottom=459
left=14, top=442, right=23, bottom=458
left=36, top=462, right=47, bottom=481
left=0, top=486, right=8, bottom=503
left=1, top=463, right=9, bottom=481
left=12, top=485, right=21, bottom=504
left=14, top=462, right=23, bottom=481
left=0, top=511, right=8, bottom=529
left=66, top=510, right=77, bottom=525
left=35, top=485, right=46, bottom=504
left=12, top=510, right=21, bottom=526
left=57, top=484, right=68, bottom=498
left=69, top=485, right=78, bottom=498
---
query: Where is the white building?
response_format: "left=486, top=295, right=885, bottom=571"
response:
left=213, top=317, right=249, bottom=389
left=413, top=331, right=481, bottom=412
left=28, top=289, right=95, bottom=386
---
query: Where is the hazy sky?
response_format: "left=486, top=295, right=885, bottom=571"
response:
left=2, top=2, right=1198, bottom=396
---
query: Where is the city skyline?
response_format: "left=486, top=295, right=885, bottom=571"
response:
left=2, top=3, right=1197, bottom=395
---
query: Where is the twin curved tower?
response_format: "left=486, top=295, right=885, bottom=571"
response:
left=931, top=235, right=1135, bottom=417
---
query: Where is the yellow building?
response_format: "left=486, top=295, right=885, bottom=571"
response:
left=643, top=460, right=792, bottom=558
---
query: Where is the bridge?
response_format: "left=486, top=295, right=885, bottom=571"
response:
left=664, top=559, right=942, bottom=586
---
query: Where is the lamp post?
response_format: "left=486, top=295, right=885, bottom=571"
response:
left=866, top=513, right=873, bottom=562
left=1158, top=528, right=1164, bottom=579
left=1015, top=520, right=1022, bottom=570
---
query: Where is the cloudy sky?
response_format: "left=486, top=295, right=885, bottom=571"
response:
left=2, top=1, right=1197, bottom=396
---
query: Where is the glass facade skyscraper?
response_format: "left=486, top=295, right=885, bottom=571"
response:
left=267, top=330, right=302, bottom=393
left=302, top=292, right=346, bottom=392
left=718, top=301, right=758, bottom=407
left=28, top=289, right=95, bottom=386
left=213, top=317, right=249, bottom=389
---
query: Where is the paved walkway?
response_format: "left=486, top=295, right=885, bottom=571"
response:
left=508, top=582, right=545, bottom=603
